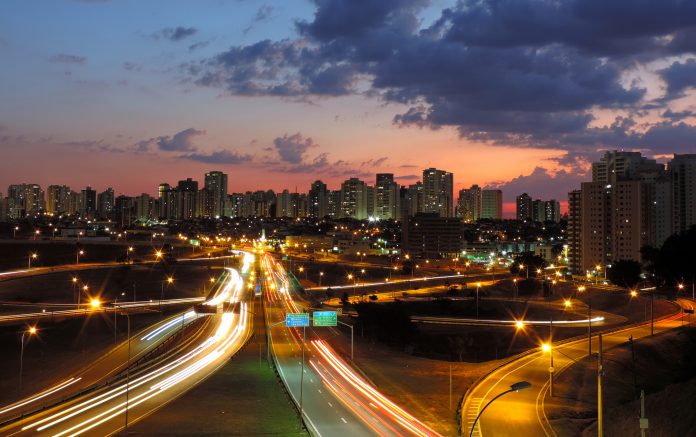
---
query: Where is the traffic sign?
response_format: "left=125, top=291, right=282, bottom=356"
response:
left=286, top=312, right=309, bottom=327
left=313, top=311, right=337, bottom=327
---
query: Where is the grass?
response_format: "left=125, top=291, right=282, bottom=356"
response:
left=549, top=326, right=696, bottom=436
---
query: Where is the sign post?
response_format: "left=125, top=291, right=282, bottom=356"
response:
left=312, top=311, right=337, bottom=327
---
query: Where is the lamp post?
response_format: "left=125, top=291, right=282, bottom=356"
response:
left=319, top=272, right=324, bottom=287
left=28, top=253, right=37, bottom=268
left=79, top=285, right=88, bottom=307
left=468, top=381, right=531, bottom=437
left=160, top=276, right=173, bottom=312
left=578, top=285, right=592, bottom=355
left=71, top=277, right=78, bottom=304
left=76, top=249, right=84, bottom=264
left=33, top=229, right=40, bottom=240
left=476, top=282, right=481, bottom=319
left=13, top=226, right=19, bottom=239
left=19, top=326, right=38, bottom=391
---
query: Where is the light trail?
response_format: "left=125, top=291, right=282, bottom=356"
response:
left=140, top=311, right=197, bottom=341
left=0, top=378, right=82, bottom=416
left=14, top=265, right=250, bottom=436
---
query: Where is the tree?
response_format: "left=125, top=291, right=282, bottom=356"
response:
left=607, top=260, right=642, bottom=288
left=340, top=291, right=349, bottom=305
left=510, top=253, right=547, bottom=277
left=642, top=226, right=696, bottom=286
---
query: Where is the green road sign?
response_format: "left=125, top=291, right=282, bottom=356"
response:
left=286, top=312, right=309, bottom=327
left=313, top=311, right=337, bottom=327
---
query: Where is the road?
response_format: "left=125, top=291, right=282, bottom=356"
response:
left=263, top=254, right=440, bottom=437
left=462, top=297, right=689, bottom=437
left=0, top=264, right=253, bottom=436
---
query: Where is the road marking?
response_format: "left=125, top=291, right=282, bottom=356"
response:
left=341, top=417, right=347, bottom=424
left=318, top=389, right=322, bottom=393
left=328, top=402, right=333, bottom=407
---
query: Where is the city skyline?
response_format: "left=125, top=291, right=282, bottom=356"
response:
left=3, top=0, right=696, bottom=213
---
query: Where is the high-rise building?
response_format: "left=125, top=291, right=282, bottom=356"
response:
left=47, top=185, right=71, bottom=215
left=422, top=168, right=453, bottom=217
left=544, top=200, right=561, bottom=223
left=516, top=193, right=533, bottom=221
left=456, top=185, right=482, bottom=223
left=8, top=184, right=43, bottom=217
left=669, top=154, right=696, bottom=239
left=308, top=180, right=328, bottom=218
left=406, top=182, right=424, bottom=217
left=204, top=171, right=228, bottom=218
left=374, top=174, right=399, bottom=220
left=135, top=193, right=153, bottom=221
left=402, top=213, right=463, bottom=259
left=80, top=186, right=97, bottom=217
left=158, top=183, right=172, bottom=218
left=567, top=190, right=582, bottom=275
left=532, top=199, right=546, bottom=222
left=327, top=190, right=341, bottom=218
left=97, top=188, right=114, bottom=218
left=276, top=189, right=292, bottom=217
left=175, top=178, right=198, bottom=220
left=340, top=178, right=368, bottom=219
left=481, top=189, right=503, bottom=220
left=569, top=151, right=666, bottom=274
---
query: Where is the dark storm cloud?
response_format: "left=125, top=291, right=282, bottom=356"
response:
left=49, top=53, right=87, bottom=65
left=157, top=128, right=205, bottom=151
left=153, top=26, right=198, bottom=42
left=182, top=149, right=252, bottom=164
left=659, top=59, right=696, bottom=99
left=662, top=109, right=695, bottom=121
left=187, top=0, right=696, bottom=157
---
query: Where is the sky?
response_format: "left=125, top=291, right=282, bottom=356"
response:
left=1, top=0, right=696, bottom=217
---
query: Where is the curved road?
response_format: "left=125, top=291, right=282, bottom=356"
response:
left=462, top=297, right=689, bottom=437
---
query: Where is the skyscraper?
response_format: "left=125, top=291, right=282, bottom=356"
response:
left=456, top=185, right=482, bottom=223
left=516, top=193, right=532, bottom=221
left=176, top=178, right=198, bottom=220
left=97, top=188, right=114, bottom=218
left=569, top=151, right=666, bottom=274
left=47, top=185, right=71, bottom=215
left=8, top=184, right=43, bottom=217
left=668, top=154, right=696, bottom=238
left=340, top=178, right=368, bottom=219
left=375, top=173, right=399, bottom=220
left=481, top=189, right=503, bottom=220
left=422, top=168, right=453, bottom=217
left=406, top=182, right=424, bottom=217
left=80, top=186, right=97, bottom=217
left=204, top=171, right=228, bottom=218
left=308, top=180, right=328, bottom=218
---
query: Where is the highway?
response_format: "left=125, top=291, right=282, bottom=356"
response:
left=263, top=253, right=440, bottom=437
left=0, top=262, right=254, bottom=436
left=462, top=297, right=690, bottom=437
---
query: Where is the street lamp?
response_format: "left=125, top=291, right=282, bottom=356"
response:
left=468, top=381, right=531, bottom=437
left=160, top=276, right=174, bottom=312
left=319, top=271, right=324, bottom=287
left=13, top=226, right=19, bottom=239
left=577, top=285, right=592, bottom=355
left=90, top=298, right=101, bottom=309
left=76, top=249, right=84, bottom=264
left=476, top=282, right=482, bottom=319
left=542, top=341, right=554, bottom=397
left=19, top=326, right=38, bottom=391
left=79, top=285, right=88, bottom=307
left=33, top=229, right=40, bottom=240
left=28, top=253, right=38, bottom=268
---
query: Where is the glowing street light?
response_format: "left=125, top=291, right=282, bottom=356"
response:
left=33, top=229, right=40, bottom=240
left=19, top=326, right=38, bottom=390
left=76, top=249, right=85, bottom=264
left=542, top=340, right=554, bottom=396
left=630, top=289, right=638, bottom=298
left=563, top=299, right=572, bottom=308
left=13, top=226, right=19, bottom=239
left=468, top=381, right=531, bottom=437
left=319, top=271, right=324, bottom=287
left=515, top=320, right=525, bottom=330
left=90, top=298, right=101, bottom=309
left=28, top=253, right=38, bottom=268
left=476, top=282, right=482, bottom=319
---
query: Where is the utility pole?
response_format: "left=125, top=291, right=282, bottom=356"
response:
left=598, top=334, right=604, bottom=437
left=639, top=390, right=648, bottom=437
left=449, top=364, right=453, bottom=411
left=650, top=293, right=654, bottom=336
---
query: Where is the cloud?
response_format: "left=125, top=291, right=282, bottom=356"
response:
left=396, top=174, right=420, bottom=181
left=157, top=128, right=205, bottom=151
left=186, top=0, right=696, bottom=161
left=662, top=109, right=695, bottom=121
left=122, top=61, right=141, bottom=71
left=188, top=41, right=209, bottom=52
left=181, top=149, right=253, bottom=164
left=659, top=59, right=696, bottom=99
left=489, top=167, right=589, bottom=202
left=153, top=26, right=198, bottom=42
left=273, top=133, right=318, bottom=164
left=49, top=53, right=87, bottom=65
